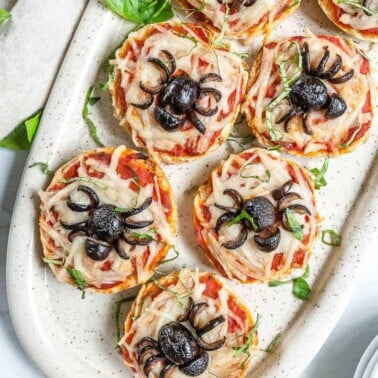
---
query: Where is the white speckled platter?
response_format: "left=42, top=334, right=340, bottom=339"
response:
left=6, top=0, right=378, bottom=377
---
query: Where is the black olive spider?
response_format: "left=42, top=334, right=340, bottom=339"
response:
left=60, top=185, right=154, bottom=261
left=277, top=42, right=354, bottom=135
left=132, top=49, right=223, bottom=134
left=135, top=298, right=226, bottom=377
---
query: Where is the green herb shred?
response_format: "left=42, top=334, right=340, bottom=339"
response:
left=115, top=296, right=137, bottom=343
left=67, top=268, right=88, bottom=299
left=263, top=333, right=282, bottom=353
left=285, top=208, right=304, bottom=241
left=321, top=229, right=342, bottom=246
left=0, top=9, right=11, bottom=25
left=29, top=162, right=53, bottom=176
left=310, top=157, right=329, bottom=190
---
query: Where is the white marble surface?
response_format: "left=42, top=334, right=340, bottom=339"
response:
left=0, top=0, right=377, bottom=377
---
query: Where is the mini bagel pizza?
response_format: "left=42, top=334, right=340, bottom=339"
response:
left=39, top=146, right=177, bottom=294
left=193, top=148, right=319, bottom=283
left=319, top=0, right=378, bottom=42
left=110, top=22, right=247, bottom=164
left=177, top=0, right=301, bottom=39
left=119, top=268, right=258, bottom=377
left=242, top=32, right=374, bottom=156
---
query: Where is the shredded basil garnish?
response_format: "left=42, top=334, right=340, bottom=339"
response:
left=262, top=333, right=282, bottom=353
left=321, top=229, right=342, bottom=246
left=158, top=246, right=180, bottom=265
left=67, top=268, right=88, bottom=299
left=232, top=314, right=261, bottom=367
left=0, top=109, right=43, bottom=150
left=59, top=177, right=109, bottom=190
left=29, top=162, right=53, bottom=176
left=310, top=157, right=329, bottom=190
left=337, top=0, right=378, bottom=17
left=240, top=162, right=271, bottom=183
left=82, top=86, right=105, bottom=147
left=228, top=209, right=258, bottom=231
left=285, top=208, right=304, bottom=241
left=42, top=258, right=63, bottom=265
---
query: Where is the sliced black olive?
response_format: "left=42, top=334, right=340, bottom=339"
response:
left=319, top=54, right=342, bottom=80
left=160, top=76, right=199, bottom=114
left=124, top=219, right=154, bottom=229
left=199, top=73, right=222, bottom=83
left=244, top=197, right=276, bottom=231
left=325, top=93, right=347, bottom=119
left=177, top=297, right=194, bottom=322
left=198, top=336, right=226, bottom=351
left=272, top=180, right=294, bottom=200
left=303, top=112, right=313, bottom=136
left=222, top=226, right=248, bottom=249
left=68, top=230, right=87, bottom=242
left=67, top=200, right=91, bottom=212
left=188, top=110, right=206, bottom=134
left=190, top=303, right=209, bottom=330
left=66, top=184, right=99, bottom=212
left=214, top=204, right=239, bottom=214
left=87, top=204, right=124, bottom=242
left=286, top=204, right=311, bottom=215
left=277, top=106, right=304, bottom=132
left=328, top=69, right=354, bottom=84
left=179, top=350, right=209, bottom=377
left=139, top=81, right=162, bottom=95
left=193, top=103, right=218, bottom=117
left=277, top=192, right=302, bottom=212
left=147, top=57, right=171, bottom=84
left=160, top=363, right=176, bottom=378
left=302, top=43, right=311, bottom=76
left=138, top=347, right=161, bottom=365
left=290, top=75, right=328, bottom=109
left=60, top=220, right=87, bottom=231
left=120, top=197, right=153, bottom=218
left=113, top=238, right=130, bottom=259
left=215, top=211, right=236, bottom=234
left=158, top=322, right=199, bottom=365
left=155, top=107, right=185, bottom=132
left=143, top=355, right=165, bottom=377
left=136, top=337, right=159, bottom=358
left=131, top=95, right=154, bottom=110
left=224, top=189, right=243, bottom=207
left=85, top=238, right=112, bottom=261
left=313, top=47, right=329, bottom=76
left=254, top=226, right=281, bottom=252
left=196, top=315, right=226, bottom=337
left=199, top=88, right=222, bottom=102
left=244, top=0, right=258, bottom=6
left=161, top=50, right=176, bottom=76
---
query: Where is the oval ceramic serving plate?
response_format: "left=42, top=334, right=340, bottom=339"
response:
left=6, top=1, right=378, bottom=377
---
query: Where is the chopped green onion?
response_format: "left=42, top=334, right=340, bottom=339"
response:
left=321, top=229, right=342, bottom=246
left=285, top=208, right=304, bottom=241
left=310, top=157, right=329, bottom=189
left=67, top=268, right=88, bottom=299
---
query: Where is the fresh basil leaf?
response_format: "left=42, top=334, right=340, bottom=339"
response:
left=42, top=258, right=63, bottom=265
left=104, top=0, right=173, bottom=25
left=285, top=208, right=304, bottom=241
left=0, top=9, right=11, bottom=25
left=321, top=229, right=342, bottom=246
left=115, top=295, right=136, bottom=343
left=268, top=280, right=290, bottom=287
left=67, top=268, right=88, bottom=299
left=293, top=277, right=311, bottom=301
left=29, top=162, right=53, bottom=176
left=0, top=109, right=43, bottom=150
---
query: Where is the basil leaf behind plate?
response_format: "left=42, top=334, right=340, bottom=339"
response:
left=0, top=9, right=11, bottom=25
left=104, top=0, right=173, bottom=24
left=0, top=109, right=43, bottom=150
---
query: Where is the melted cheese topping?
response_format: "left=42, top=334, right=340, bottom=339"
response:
left=194, top=149, right=318, bottom=283
left=121, top=269, right=255, bottom=378
left=186, top=0, right=294, bottom=38
left=40, top=146, right=175, bottom=288
left=113, top=23, right=246, bottom=162
left=242, top=32, right=373, bottom=155
left=332, top=0, right=378, bottom=30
